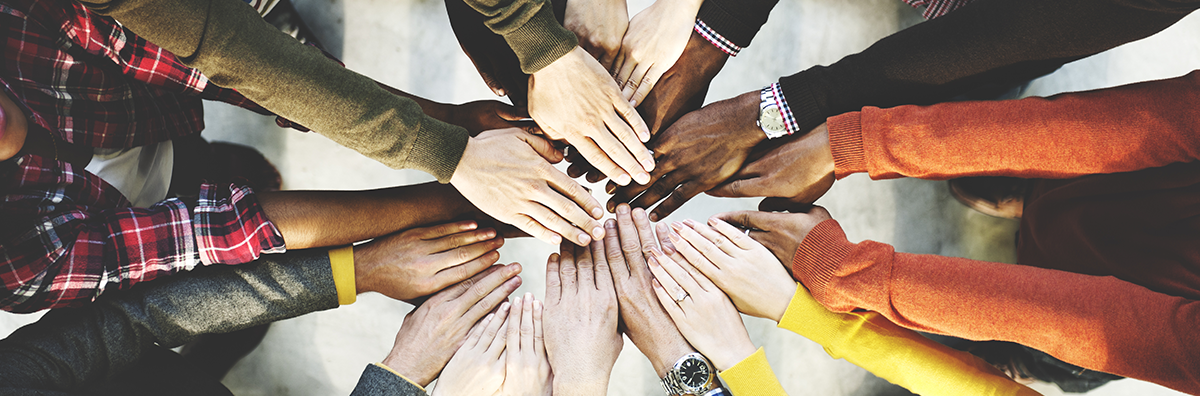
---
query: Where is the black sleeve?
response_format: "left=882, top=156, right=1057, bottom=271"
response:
left=777, top=0, right=1200, bottom=133
left=0, top=249, right=338, bottom=393
left=695, top=0, right=779, bottom=48
left=349, top=364, right=430, bottom=396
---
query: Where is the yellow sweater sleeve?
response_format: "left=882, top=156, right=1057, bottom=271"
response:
left=777, top=284, right=1042, bottom=396
left=718, top=347, right=789, bottom=396
left=328, top=246, right=357, bottom=305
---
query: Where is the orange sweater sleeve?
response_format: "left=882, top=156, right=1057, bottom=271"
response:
left=827, top=71, right=1200, bottom=180
left=792, top=219, right=1200, bottom=395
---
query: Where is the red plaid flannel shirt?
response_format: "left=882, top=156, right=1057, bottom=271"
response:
left=0, top=0, right=285, bottom=313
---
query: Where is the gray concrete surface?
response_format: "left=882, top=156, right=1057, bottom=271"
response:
left=1, top=0, right=1196, bottom=395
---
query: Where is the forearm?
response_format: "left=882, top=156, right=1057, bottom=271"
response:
left=793, top=220, right=1200, bottom=394
left=828, top=71, right=1200, bottom=180
left=0, top=248, right=337, bottom=392
left=258, top=182, right=475, bottom=249
left=81, top=0, right=469, bottom=180
left=462, top=0, right=578, bottom=73
left=778, top=0, right=1200, bottom=134
left=776, top=284, right=1038, bottom=396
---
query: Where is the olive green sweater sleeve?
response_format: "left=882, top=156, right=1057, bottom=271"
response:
left=462, top=0, right=578, bottom=73
left=80, top=0, right=469, bottom=181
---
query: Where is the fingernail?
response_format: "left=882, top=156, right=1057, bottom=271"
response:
left=466, top=222, right=478, bottom=230
left=667, top=231, right=680, bottom=242
left=551, top=234, right=562, bottom=244
left=708, top=217, right=719, bottom=226
left=485, top=313, right=494, bottom=322
left=534, top=300, right=543, bottom=310
left=500, top=302, right=510, bottom=312
left=629, top=99, right=637, bottom=106
left=616, top=174, right=632, bottom=186
left=670, top=222, right=684, bottom=231
left=592, top=227, right=605, bottom=239
left=606, top=184, right=617, bottom=194
left=606, top=201, right=616, bottom=213
left=591, top=207, right=603, bottom=219
left=641, top=158, right=655, bottom=172
left=485, top=230, right=496, bottom=239
left=652, top=279, right=663, bottom=289
left=649, top=212, right=659, bottom=222
left=634, top=172, right=650, bottom=185
left=579, top=233, right=591, bottom=245
left=617, top=204, right=630, bottom=215
left=525, top=292, right=533, bottom=300
left=685, top=219, right=698, bottom=227
left=647, top=254, right=659, bottom=267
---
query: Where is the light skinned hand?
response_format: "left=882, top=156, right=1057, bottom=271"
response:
left=708, top=123, right=836, bottom=208
left=450, top=128, right=604, bottom=246
left=501, top=293, right=552, bottom=396
left=646, top=247, right=757, bottom=372
left=354, top=220, right=504, bottom=302
left=564, top=0, right=628, bottom=69
left=382, top=263, right=524, bottom=386
left=712, top=207, right=834, bottom=275
left=611, top=0, right=703, bottom=107
left=529, top=47, right=654, bottom=186
left=603, top=204, right=696, bottom=376
left=608, top=91, right=764, bottom=220
left=543, top=243, right=622, bottom=395
left=431, top=301, right=511, bottom=396
left=667, top=219, right=796, bottom=322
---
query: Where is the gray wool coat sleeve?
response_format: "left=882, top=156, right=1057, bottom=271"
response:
left=0, top=249, right=340, bottom=394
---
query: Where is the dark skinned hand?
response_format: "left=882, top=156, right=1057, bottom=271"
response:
left=708, top=123, right=835, bottom=211
left=606, top=90, right=765, bottom=221
left=711, top=206, right=833, bottom=274
left=446, top=100, right=538, bottom=137
left=566, top=31, right=730, bottom=184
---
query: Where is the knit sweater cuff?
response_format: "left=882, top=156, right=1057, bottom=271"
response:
left=409, top=117, right=469, bottom=183
left=827, top=112, right=866, bottom=179
left=791, top=219, right=855, bottom=309
left=503, top=5, right=579, bottom=74
left=717, top=347, right=788, bottom=396
left=776, top=70, right=827, bottom=135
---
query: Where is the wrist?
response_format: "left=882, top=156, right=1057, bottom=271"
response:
left=734, top=91, right=768, bottom=147
left=381, top=353, right=435, bottom=387
left=352, top=245, right=377, bottom=295
left=649, top=339, right=698, bottom=377
left=552, top=371, right=610, bottom=395
left=708, top=342, right=757, bottom=372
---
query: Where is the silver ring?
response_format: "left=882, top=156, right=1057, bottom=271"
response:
left=674, top=291, right=688, bottom=302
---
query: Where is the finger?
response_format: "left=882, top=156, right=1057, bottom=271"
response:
left=592, top=233, right=616, bottom=295
left=646, top=253, right=686, bottom=302
left=649, top=237, right=705, bottom=296
left=620, top=62, right=652, bottom=103
left=656, top=225, right=707, bottom=283
left=417, top=220, right=479, bottom=240
left=543, top=164, right=605, bottom=223
left=431, top=248, right=502, bottom=289
left=602, top=219, right=630, bottom=282
left=656, top=222, right=678, bottom=256
left=536, top=187, right=601, bottom=245
left=652, top=278, right=687, bottom=322
left=663, top=224, right=723, bottom=281
left=463, top=310, right=493, bottom=350
left=613, top=55, right=637, bottom=94
left=520, top=293, right=535, bottom=355
left=629, top=65, right=665, bottom=107
left=623, top=171, right=685, bottom=217
left=683, top=219, right=742, bottom=258
left=708, top=176, right=768, bottom=198
left=487, top=300, right=512, bottom=356
left=759, top=197, right=815, bottom=213
left=429, top=227, right=498, bottom=252
left=585, top=167, right=607, bottom=184
left=516, top=130, right=565, bottom=164
left=574, top=137, right=632, bottom=186
left=545, top=253, right=562, bottom=302
left=595, top=117, right=651, bottom=184
left=495, top=104, right=529, bottom=121
left=614, top=205, right=649, bottom=272
left=505, top=295, right=524, bottom=365
left=648, top=180, right=705, bottom=221
left=630, top=206, right=658, bottom=252
left=707, top=217, right=760, bottom=251
left=522, top=200, right=589, bottom=246
left=463, top=270, right=523, bottom=325
left=445, top=263, right=506, bottom=300
left=532, top=299, right=545, bottom=359
left=513, top=213, right=562, bottom=245
left=614, top=90, right=652, bottom=145
left=575, top=242, right=596, bottom=290
left=557, top=243, right=579, bottom=294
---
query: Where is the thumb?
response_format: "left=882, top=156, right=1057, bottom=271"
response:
left=516, top=130, right=564, bottom=164
left=712, top=210, right=779, bottom=233
left=496, top=104, right=530, bottom=121
left=707, top=176, right=764, bottom=198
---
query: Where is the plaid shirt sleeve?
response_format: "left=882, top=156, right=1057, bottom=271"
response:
left=0, top=156, right=285, bottom=313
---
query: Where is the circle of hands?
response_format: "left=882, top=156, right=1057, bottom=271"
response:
left=369, top=201, right=834, bottom=395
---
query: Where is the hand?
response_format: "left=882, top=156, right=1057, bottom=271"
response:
left=448, top=100, right=537, bottom=137
left=663, top=219, right=796, bottom=322
left=444, top=0, right=527, bottom=99
left=646, top=247, right=757, bottom=372
left=608, top=91, right=765, bottom=220
left=529, top=46, right=653, bottom=186
left=611, top=0, right=702, bottom=106
left=450, top=128, right=604, bottom=246
left=563, top=0, right=628, bottom=68
left=354, top=220, right=505, bottom=302
left=708, top=123, right=836, bottom=208
left=543, top=243, right=622, bottom=394
left=603, top=204, right=696, bottom=376
left=500, top=293, right=552, bottom=396
left=565, top=31, right=729, bottom=184
left=431, top=302, right=511, bottom=396
left=382, top=263, right=524, bottom=386
left=712, top=207, right=833, bottom=272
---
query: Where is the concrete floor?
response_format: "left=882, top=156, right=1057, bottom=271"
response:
left=2, top=0, right=1197, bottom=395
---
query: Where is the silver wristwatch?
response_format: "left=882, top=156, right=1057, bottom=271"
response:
left=758, top=85, right=788, bottom=139
left=661, top=353, right=716, bottom=395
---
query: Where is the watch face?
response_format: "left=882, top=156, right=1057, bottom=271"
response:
left=678, top=357, right=712, bottom=389
left=761, top=106, right=786, bottom=133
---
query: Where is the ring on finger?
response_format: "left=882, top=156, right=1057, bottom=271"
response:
left=674, top=291, right=688, bottom=302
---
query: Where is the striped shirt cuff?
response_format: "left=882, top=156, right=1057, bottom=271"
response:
left=768, top=82, right=801, bottom=136
left=694, top=19, right=742, bottom=56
